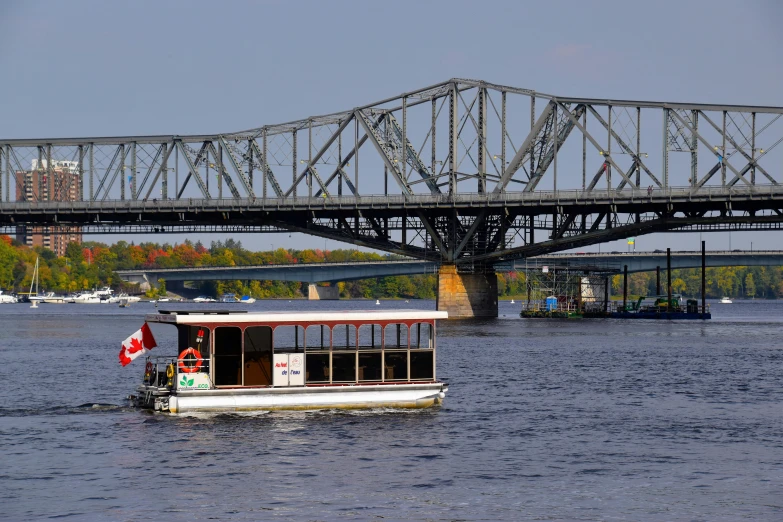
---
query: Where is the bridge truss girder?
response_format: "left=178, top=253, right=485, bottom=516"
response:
left=2, top=78, right=783, bottom=267
left=6, top=191, right=783, bottom=267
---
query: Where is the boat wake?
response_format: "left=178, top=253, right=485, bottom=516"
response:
left=0, top=403, right=130, bottom=417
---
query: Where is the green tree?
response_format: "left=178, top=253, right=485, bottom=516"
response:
left=672, top=277, right=687, bottom=294
left=65, top=241, right=84, bottom=265
left=745, top=272, right=756, bottom=297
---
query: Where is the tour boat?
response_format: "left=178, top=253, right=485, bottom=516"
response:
left=131, top=309, right=448, bottom=414
left=720, top=297, right=732, bottom=304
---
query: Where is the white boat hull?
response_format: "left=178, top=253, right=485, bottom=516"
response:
left=71, top=297, right=101, bottom=304
left=156, top=383, right=447, bottom=414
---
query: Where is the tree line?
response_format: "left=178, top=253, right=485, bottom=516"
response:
left=0, top=235, right=780, bottom=299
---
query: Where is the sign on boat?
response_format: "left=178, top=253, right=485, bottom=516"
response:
left=132, top=309, right=448, bottom=413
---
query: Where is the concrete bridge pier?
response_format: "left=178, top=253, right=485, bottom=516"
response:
left=436, top=264, right=498, bottom=319
left=308, top=284, right=339, bottom=300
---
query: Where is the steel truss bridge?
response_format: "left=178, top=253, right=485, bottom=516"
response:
left=2, top=78, right=783, bottom=269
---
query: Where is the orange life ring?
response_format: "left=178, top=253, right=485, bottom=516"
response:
left=177, top=347, right=203, bottom=374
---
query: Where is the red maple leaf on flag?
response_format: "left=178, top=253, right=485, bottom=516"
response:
left=126, top=336, right=145, bottom=354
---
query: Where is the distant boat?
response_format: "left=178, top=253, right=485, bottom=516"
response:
left=96, top=287, right=118, bottom=303
left=720, top=297, right=732, bottom=304
left=0, top=291, right=17, bottom=304
left=240, top=295, right=256, bottom=304
left=116, top=293, right=140, bottom=304
left=510, top=299, right=515, bottom=304
left=376, top=299, right=381, bottom=305
left=69, top=290, right=101, bottom=304
left=219, top=293, right=238, bottom=303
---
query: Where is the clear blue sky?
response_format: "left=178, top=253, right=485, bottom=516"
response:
left=1, top=0, right=782, bottom=253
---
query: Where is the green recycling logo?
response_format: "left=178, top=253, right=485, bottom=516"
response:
left=180, top=376, right=194, bottom=387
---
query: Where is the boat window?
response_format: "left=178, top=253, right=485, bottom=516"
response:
left=274, top=325, right=305, bottom=352
left=214, top=326, right=242, bottom=386
left=383, top=351, right=408, bottom=381
left=411, top=323, right=433, bottom=349
left=331, top=353, right=356, bottom=383
left=305, top=324, right=329, bottom=350
left=178, top=325, right=211, bottom=354
left=410, top=350, right=434, bottom=380
left=358, top=352, right=382, bottom=382
left=332, top=324, right=357, bottom=350
left=358, top=324, right=382, bottom=349
left=306, top=353, right=329, bottom=383
left=244, top=326, right=272, bottom=386
left=383, top=324, right=408, bottom=348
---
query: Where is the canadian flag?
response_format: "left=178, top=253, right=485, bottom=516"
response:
left=119, top=323, right=158, bottom=366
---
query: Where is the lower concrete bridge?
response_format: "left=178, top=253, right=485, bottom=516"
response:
left=116, top=259, right=440, bottom=299
left=117, top=250, right=783, bottom=314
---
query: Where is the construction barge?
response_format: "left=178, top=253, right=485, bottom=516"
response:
left=611, top=295, right=711, bottom=320
left=519, top=242, right=712, bottom=320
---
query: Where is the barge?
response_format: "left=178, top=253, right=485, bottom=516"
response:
left=131, top=309, right=448, bottom=413
left=611, top=295, right=711, bottom=319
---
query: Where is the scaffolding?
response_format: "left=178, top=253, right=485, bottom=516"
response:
left=519, top=258, right=617, bottom=318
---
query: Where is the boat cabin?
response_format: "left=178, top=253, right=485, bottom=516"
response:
left=145, top=310, right=447, bottom=388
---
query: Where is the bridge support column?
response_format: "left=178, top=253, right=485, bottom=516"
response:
left=436, top=264, right=498, bottom=319
left=308, top=284, right=339, bottom=300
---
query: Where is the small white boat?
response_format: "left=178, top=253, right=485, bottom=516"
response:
left=376, top=299, right=381, bottom=305
left=132, top=309, right=448, bottom=413
left=116, top=293, right=141, bottom=304
left=0, top=291, right=17, bottom=304
left=70, top=291, right=101, bottom=304
left=510, top=299, right=515, bottom=304
left=97, top=287, right=119, bottom=303
left=42, top=293, right=67, bottom=304
left=239, top=295, right=256, bottom=304
left=32, top=291, right=56, bottom=303
left=720, top=297, right=732, bottom=304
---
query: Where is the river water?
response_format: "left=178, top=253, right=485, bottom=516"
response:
left=1, top=299, right=781, bottom=521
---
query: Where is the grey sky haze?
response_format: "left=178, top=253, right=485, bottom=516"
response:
left=1, top=0, right=782, bottom=253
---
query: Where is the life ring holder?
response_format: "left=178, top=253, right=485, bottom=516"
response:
left=178, top=347, right=204, bottom=374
